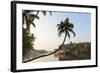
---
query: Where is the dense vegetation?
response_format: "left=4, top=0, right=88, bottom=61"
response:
left=55, top=42, right=91, bottom=60
left=22, top=10, right=52, bottom=62
left=23, top=28, right=35, bottom=58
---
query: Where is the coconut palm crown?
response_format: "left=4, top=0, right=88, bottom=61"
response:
left=57, top=18, right=75, bottom=40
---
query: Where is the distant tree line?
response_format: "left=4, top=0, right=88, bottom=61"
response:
left=55, top=42, right=91, bottom=61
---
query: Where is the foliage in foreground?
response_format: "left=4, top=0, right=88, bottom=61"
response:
left=23, top=28, right=35, bottom=58
left=22, top=10, right=52, bottom=61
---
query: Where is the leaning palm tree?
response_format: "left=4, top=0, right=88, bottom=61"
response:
left=57, top=18, right=75, bottom=47
left=23, top=18, right=76, bottom=63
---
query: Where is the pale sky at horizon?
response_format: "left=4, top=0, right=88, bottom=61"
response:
left=29, top=11, right=91, bottom=51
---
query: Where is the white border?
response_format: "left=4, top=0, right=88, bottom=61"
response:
left=16, top=3, right=96, bottom=70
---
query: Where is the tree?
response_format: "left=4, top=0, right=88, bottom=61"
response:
left=23, top=28, right=35, bottom=57
left=22, top=10, right=52, bottom=62
left=23, top=18, right=76, bottom=63
left=23, top=10, right=52, bottom=32
left=23, top=10, right=39, bottom=32
left=57, top=18, right=75, bottom=47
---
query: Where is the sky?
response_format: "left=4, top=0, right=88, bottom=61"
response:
left=30, top=11, right=91, bottom=51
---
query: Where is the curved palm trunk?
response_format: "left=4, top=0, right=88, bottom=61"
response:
left=23, top=33, right=67, bottom=63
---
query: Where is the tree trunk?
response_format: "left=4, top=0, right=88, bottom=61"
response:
left=23, top=33, right=67, bottom=63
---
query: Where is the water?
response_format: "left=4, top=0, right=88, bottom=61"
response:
left=30, top=54, right=59, bottom=63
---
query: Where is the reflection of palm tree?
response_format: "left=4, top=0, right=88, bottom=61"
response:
left=23, top=18, right=75, bottom=63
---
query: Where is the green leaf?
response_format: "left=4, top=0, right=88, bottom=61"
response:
left=68, top=29, right=76, bottom=37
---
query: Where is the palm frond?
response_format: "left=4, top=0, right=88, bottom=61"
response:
left=58, top=26, right=63, bottom=31
left=30, top=14, right=39, bottom=20
left=58, top=29, right=64, bottom=37
left=32, top=22, right=36, bottom=28
left=49, top=11, right=52, bottom=15
left=57, top=24, right=60, bottom=27
left=42, top=11, right=46, bottom=16
left=68, top=29, right=76, bottom=37
left=69, top=23, right=74, bottom=28
left=60, top=21, right=64, bottom=25
left=64, top=18, right=69, bottom=24
left=58, top=31, right=62, bottom=37
left=67, top=31, right=70, bottom=39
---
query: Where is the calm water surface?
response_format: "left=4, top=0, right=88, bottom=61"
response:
left=30, top=54, right=59, bottom=63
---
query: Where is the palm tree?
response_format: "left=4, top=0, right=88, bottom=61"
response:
left=23, top=10, right=52, bottom=32
left=57, top=18, right=75, bottom=47
left=23, top=18, right=76, bottom=63
left=23, top=10, right=39, bottom=32
left=23, top=10, right=52, bottom=62
left=23, top=28, right=36, bottom=57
